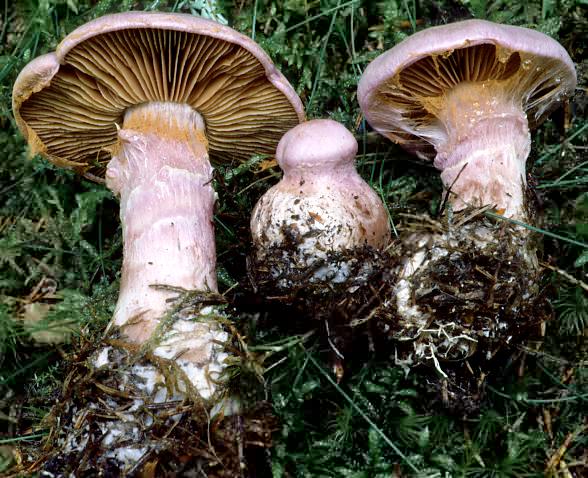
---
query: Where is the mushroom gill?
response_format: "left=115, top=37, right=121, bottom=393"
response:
left=19, top=28, right=300, bottom=177
left=373, top=43, right=571, bottom=153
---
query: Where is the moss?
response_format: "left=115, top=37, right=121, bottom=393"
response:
left=15, top=290, right=275, bottom=477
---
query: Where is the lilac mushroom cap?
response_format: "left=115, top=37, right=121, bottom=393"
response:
left=251, top=119, right=391, bottom=285
left=13, top=11, right=304, bottom=179
left=358, top=19, right=576, bottom=219
left=276, top=117, right=359, bottom=171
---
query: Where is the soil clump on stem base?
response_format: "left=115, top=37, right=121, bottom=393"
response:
left=17, top=290, right=276, bottom=478
left=247, top=208, right=551, bottom=414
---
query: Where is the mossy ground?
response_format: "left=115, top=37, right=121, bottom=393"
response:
left=1, top=0, right=587, bottom=476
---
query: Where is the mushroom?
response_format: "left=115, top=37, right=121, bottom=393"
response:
left=358, top=19, right=576, bottom=222
left=250, top=119, right=391, bottom=289
left=13, top=11, right=303, bottom=473
left=357, top=20, right=576, bottom=389
left=249, top=119, right=390, bottom=376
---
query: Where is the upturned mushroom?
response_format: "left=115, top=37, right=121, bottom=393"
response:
left=358, top=19, right=576, bottom=222
left=13, top=11, right=303, bottom=474
left=250, top=119, right=391, bottom=290
left=357, top=20, right=576, bottom=390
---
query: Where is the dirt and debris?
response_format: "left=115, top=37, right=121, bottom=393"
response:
left=12, top=291, right=276, bottom=478
left=247, top=207, right=552, bottom=413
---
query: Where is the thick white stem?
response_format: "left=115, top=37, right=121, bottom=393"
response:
left=433, top=82, right=531, bottom=221
left=52, top=104, right=235, bottom=473
left=105, top=102, right=217, bottom=343
left=103, top=103, right=229, bottom=402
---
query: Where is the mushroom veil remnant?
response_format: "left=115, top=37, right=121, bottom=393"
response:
left=358, top=20, right=576, bottom=403
left=13, top=11, right=303, bottom=475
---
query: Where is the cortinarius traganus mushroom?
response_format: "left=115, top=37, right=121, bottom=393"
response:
left=357, top=20, right=576, bottom=393
left=250, top=119, right=391, bottom=289
left=358, top=19, right=576, bottom=221
left=13, top=11, right=303, bottom=473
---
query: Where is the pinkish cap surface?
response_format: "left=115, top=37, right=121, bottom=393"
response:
left=13, top=11, right=304, bottom=179
left=277, top=119, right=358, bottom=171
left=358, top=19, right=577, bottom=157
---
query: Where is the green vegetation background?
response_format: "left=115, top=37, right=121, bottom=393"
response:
left=0, top=0, right=586, bottom=476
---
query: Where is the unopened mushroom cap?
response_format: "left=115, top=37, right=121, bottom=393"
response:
left=358, top=19, right=577, bottom=157
left=276, top=118, right=358, bottom=171
left=251, top=119, right=391, bottom=259
left=13, top=11, right=304, bottom=179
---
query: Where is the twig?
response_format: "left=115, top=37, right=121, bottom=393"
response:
left=545, top=423, right=588, bottom=473
left=540, top=261, right=588, bottom=292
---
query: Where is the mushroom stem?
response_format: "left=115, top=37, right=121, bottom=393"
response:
left=105, top=102, right=218, bottom=343
left=432, top=82, right=531, bottom=221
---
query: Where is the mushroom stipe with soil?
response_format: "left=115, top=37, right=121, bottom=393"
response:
left=250, top=119, right=391, bottom=286
left=13, top=11, right=303, bottom=475
left=248, top=119, right=391, bottom=378
left=358, top=19, right=576, bottom=409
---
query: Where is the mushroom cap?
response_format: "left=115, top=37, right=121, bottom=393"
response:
left=13, top=11, right=304, bottom=180
left=276, top=118, right=358, bottom=171
left=358, top=19, right=577, bottom=157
